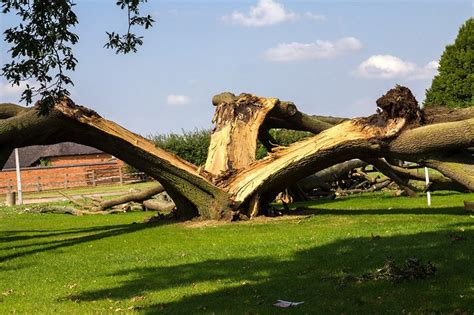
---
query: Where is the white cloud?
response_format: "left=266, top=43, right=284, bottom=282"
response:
left=222, top=0, right=325, bottom=27
left=354, top=55, right=438, bottom=80
left=304, top=12, right=326, bottom=21
left=166, top=94, right=191, bottom=106
left=264, top=37, right=362, bottom=62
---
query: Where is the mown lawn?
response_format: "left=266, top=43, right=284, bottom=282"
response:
left=0, top=192, right=473, bottom=314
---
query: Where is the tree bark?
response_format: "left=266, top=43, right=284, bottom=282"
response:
left=94, top=184, right=165, bottom=211
left=298, top=160, right=367, bottom=191
left=0, top=99, right=231, bottom=220
left=1, top=86, right=472, bottom=220
left=365, top=158, right=418, bottom=197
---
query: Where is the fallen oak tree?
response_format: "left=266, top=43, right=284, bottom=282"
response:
left=0, top=86, right=472, bottom=220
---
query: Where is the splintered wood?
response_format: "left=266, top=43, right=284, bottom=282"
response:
left=205, top=93, right=278, bottom=175
left=55, top=99, right=200, bottom=177
left=225, top=120, right=377, bottom=205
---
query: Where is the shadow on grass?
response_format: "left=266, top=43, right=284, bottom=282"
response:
left=286, top=206, right=468, bottom=216
left=74, top=229, right=473, bottom=314
left=0, top=225, right=142, bottom=243
left=0, top=221, right=171, bottom=263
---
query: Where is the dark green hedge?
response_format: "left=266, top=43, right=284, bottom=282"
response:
left=151, top=129, right=312, bottom=166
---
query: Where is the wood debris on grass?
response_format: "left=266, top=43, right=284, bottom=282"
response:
left=337, top=257, right=436, bottom=287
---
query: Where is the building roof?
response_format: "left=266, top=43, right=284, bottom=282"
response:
left=2, top=142, right=103, bottom=170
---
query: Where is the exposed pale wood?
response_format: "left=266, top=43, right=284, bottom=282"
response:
left=224, top=118, right=473, bottom=206
left=205, top=93, right=278, bottom=175
left=226, top=120, right=387, bottom=205
left=142, top=199, right=175, bottom=212
left=249, top=194, right=261, bottom=218
left=56, top=101, right=200, bottom=177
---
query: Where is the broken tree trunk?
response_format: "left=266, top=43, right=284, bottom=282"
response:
left=205, top=93, right=278, bottom=175
left=0, top=99, right=232, bottom=220
left=1, top=86, right=472, bottom=220
left=142, top=199, right=176, bottom=212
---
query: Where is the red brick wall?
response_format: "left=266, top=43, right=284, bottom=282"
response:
left=0, top=157, right=129, bottom=193
left=48, top=153, right=116, bottom=166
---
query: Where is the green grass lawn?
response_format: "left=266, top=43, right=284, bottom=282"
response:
left=0, top=192, right=473, bottom=314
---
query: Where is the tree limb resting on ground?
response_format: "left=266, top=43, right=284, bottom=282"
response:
left=1, top=86, right=472, bottom=220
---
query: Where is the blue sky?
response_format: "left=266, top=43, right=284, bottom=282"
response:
left=0, top=0, right=472, bottom=136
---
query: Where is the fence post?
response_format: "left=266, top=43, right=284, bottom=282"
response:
left=119, top=167, right=123, bottom=185
left=36, top=176, right=41, bottom=192
left=64, top=174, right=68, bottom=189
left=91, top=170, right=96, bottom=187
left=6, top=192, right=16, bottom=206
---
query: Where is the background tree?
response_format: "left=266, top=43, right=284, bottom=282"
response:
left=1, top=0, right=154, bottom=111
left=424, top=18, right=473, bottom=108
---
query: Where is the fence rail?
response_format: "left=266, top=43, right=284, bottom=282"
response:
left=0, top=165, right=147, bottom=193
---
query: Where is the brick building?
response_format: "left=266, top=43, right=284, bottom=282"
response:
left=0, top=142, right=130, bottom=193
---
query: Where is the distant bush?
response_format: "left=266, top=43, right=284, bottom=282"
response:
left=256, top=129, right=312, bottom=159
left=152, top=128, right=312, bottom=165
left=152, top=129, right=211, bottom=166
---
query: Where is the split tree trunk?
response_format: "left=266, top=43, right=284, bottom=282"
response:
left=1, top=86, right=472, bottom=220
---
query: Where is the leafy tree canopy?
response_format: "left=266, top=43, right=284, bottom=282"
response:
left=1, top=0, right=154, bottom=112
left=424, top=18, right=473, bottom=108
left=152, top=128, right=312, bottom=166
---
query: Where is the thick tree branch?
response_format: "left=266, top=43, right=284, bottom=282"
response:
left=424, top=152, right=474, bottom=191
left=1, top=86, right=472, bottom=220
left=94, top=184, right=165, bottom=211
left=365, top=158, right=417, bottom=197
left=0, top=100, right=231, bottom=220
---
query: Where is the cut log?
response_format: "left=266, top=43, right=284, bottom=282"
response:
left=93, top=184, right=165, bottom=211
left=26, top=206, right=128, bottom=216
left=142, top=199, right=175, bottom=212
